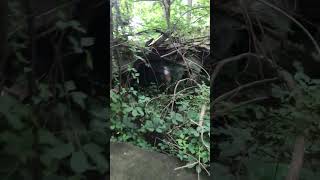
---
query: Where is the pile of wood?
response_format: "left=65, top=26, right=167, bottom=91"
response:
left=145, top=33, right=210, bottom=66
left=113, top=33, right=210, bottom=82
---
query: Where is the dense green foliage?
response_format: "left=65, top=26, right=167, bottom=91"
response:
left=0, top=84, right=107, bottom=180
left=0, top=1, right=107, bottom=179
left=111, top=79, right=210, bottom=173
left=212, top=1, right=320, bottom=179
left=113, top=0, right=209, bottom=43
left=213, top=66, right=320, bottom=179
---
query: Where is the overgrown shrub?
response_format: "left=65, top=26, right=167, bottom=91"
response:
left=213, top=66, right=320, bottom=179
left=111, top=70, right=210, bottom=174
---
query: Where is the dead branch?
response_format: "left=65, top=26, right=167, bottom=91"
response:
left=211, top=52, right=271, bottom=86
left=214, top=96, right=269, bottom=117
left=277, top=69, right=305, bottom=180
left=286, top=135, right=305, bottom=180
left=212, top=77, right=278, bottom=107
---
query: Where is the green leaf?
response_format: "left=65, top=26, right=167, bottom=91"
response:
left=132, top=109, right=138, bottom=117
left=69, top=20, right=86, bottom=33
left=39, top=84, right=51, bottom=100
left=56, top=21, right=67, bottom=30
left=68, top=36, right=82, bottom=53
left=48, top=143, right=74, bottom=159
left=83, top=143, right=107, bottom=172
left=212, top=163, right=234, bottom=180
left=174, top=113, right=184, bottom=122
left=6, top=113, right=25, bottom=130
left=65, top=81, right=76, bottom=92
left=16, top=51, right=29, bottom=64
left=54, top=103, right=67, bottom=118
left=85, top=50, right=94, bottom=70
left=68, top=175, right=85, bottom=180
left=71, top=92, right=87, bottom=109
left=0, top=95, right=18, bottom=113
left=70, top=151, right=91, bottom=173
left=136, top=107, right=144, bottom=115
left=40, top=153, right=54, bottom=167
left=89, top=107, right=107, bottom=119
left=83, top=143, right=103, bottom=153
left=39, top=129, right=62, bottom=146
left=2, top=130, right=34, bottom=163
left=81, top=38, right=95, bottom=47
left=43, top=174, right=67, bottom=180
left=69, top=20, right=81, bottom=27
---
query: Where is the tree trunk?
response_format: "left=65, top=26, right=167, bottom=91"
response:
left=188, top=0, right=192, bottom=24
left=162, top=0, right=171, bottom=30
left=113, top=0, right=124, bottom=36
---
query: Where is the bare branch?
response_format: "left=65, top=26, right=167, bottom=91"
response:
left=214, top=96, right=269, bottom=116
left=212, top=77, right=278, bottom=107
left=286, top=136, right=305, bottom=180
left=211, top=52, right=271, bottom=86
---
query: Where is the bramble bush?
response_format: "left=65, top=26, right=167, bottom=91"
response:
left=110, top=68, right=210, bottom=175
